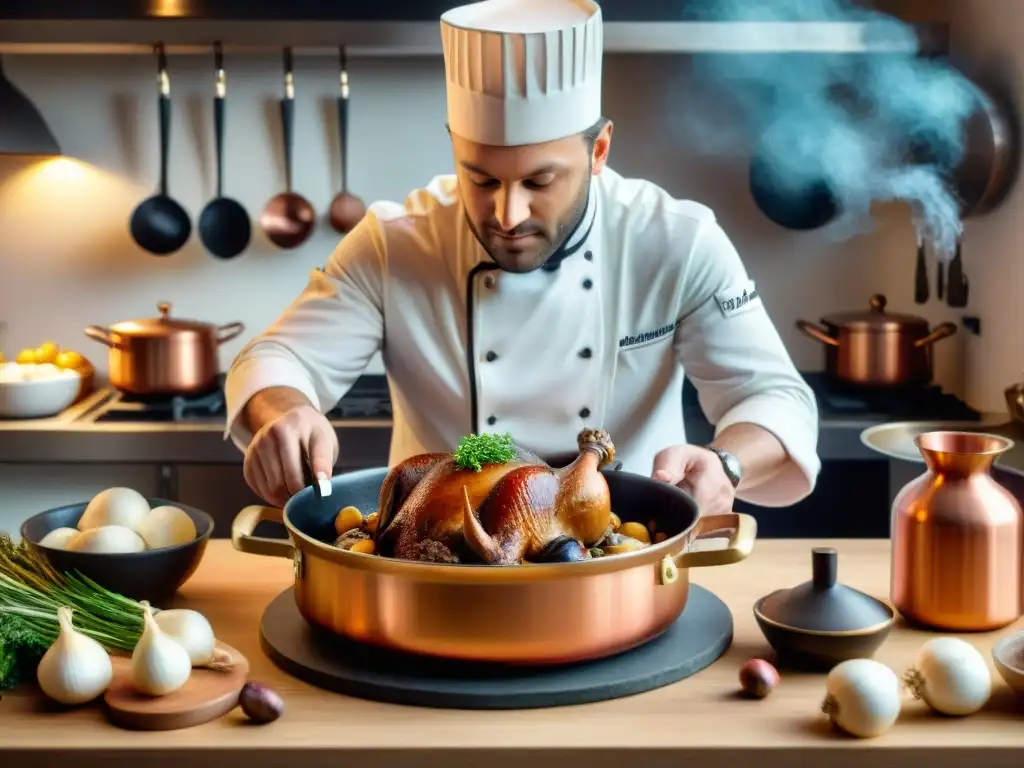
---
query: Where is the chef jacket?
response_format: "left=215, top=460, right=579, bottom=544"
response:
left=224, top=166, right=820, bottom=507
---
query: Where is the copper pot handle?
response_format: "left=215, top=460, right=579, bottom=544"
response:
left=795, top=320, right=840, bottom=347
left=913, top=321, right=958, bottom=348
left=84, top=325, right=117, bottom=348
left=215, top=322, right=245, bottom=345
left=675, top=512, right=757, bottom=569
left=230, top=504, right=292, bottom=559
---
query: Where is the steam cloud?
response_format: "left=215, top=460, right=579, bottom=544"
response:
left=679, top=0, right=981, bottom=259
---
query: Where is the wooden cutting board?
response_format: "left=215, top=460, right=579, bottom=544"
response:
left=103, top=642, right=249, bottom=730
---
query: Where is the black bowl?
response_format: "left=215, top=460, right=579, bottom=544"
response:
left=19, top=497, right=214, bottom=603
left=753, top=596, right=894, bottom=672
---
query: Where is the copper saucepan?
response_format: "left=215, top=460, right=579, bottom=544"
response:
left=796, top=294, right=957, bottom=387
left=84, top=301, right=244, bottom=396
left=231, top=466, right=757, bottom=665
left=260, top=47, right=315, bottom=250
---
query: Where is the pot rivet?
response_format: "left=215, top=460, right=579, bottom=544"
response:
left=292, top=549, right=304, bottom=579
left=659, top=555, right=679, bottom=585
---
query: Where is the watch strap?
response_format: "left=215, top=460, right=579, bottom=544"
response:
left=704, top=445, right=742, bottom=488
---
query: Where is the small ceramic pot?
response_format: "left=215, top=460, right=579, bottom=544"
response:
left=753, top=547, right=895, bottom=672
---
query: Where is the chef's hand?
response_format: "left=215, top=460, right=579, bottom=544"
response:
left=243, top=405, right=338, bottom=508
left=651, top=445, right=735, bottom=517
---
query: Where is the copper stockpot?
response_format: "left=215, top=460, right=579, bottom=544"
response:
left=231, top=466, right=757, bottom=665
left=796, top=294, right=957, bottom=387
left=84, top=302, right=244, bottom=396
left=891, top=431, right=1024, bottom=632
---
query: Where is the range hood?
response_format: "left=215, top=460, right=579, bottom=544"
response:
left=0, top=56, right=60, bottom=156
left=0, top=0, right=947, bottom=56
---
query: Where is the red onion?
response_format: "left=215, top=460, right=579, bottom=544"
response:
left=739, top=658, right=780, bottom=699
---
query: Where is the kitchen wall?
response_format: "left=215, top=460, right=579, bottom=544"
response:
left=0, top=50, right=970, bottom=395
left=950, top=0, right=1024, bottom=412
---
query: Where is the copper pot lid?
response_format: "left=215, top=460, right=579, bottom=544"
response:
left=108, top=302, right=216, bottom=339
left=820, top=294, right=930, bottom=332
left=755, top=548, right=894, bottom=633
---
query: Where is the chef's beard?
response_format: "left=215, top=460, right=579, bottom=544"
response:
left=464, top=171, right=591, bottom=274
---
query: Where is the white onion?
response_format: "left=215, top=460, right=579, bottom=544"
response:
left=904, top=637, right=991, bottom=716
left=136, top=505, right=197, bottom=550
left=78, top=487, right=151, bottom=532
left=822, top=659, right=902, bottom=738
left=67, top=525, right=146, bottom=553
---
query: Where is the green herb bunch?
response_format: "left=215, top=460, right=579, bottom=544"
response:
left=0, top=533, right=145, bottom=691
left=453, top=432, right=516, bottom=472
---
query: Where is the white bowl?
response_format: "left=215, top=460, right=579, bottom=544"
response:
left=992, top=631, right=1024, bottom=695
left=0, top=363, right=81, bottom=418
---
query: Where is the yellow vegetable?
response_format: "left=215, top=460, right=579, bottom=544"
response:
left=54, top=349, right=87, bottom=370
left=350, top=539, right=375, bottom=555
left=364, top=511, right=379, bottom=535
left=333, top=506, right=363, bottom=536
left=35, top=341, right=59, bottom=364
left=609, top=512, right=621, bottom=531
left=15, top=348, right=35, bottom=364
left=618, top=522, right=651, bottom=543
left=604, top=537, right=648, bottom=555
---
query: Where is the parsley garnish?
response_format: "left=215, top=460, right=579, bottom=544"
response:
left=453, top=432, right=516, bottom=472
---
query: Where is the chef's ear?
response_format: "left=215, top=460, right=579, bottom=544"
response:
left=589, top=119, right=613, bottom=174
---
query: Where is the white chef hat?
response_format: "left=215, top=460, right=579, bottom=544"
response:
left=440, top=0, right=603, bottom=147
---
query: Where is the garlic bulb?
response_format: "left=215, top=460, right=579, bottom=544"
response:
left=136, top=505, right=197, bottom=550
left=38, top=527, right=80, bottom=550
left=131, top=601, right=193, bottom=696
left=904, top=637, right=991, bottom=716
left=78, top=487, right=151, bottom=531
left=821, top=659, right=902, bottom=738
left=36, top=606, right=113, bottom=705
left=67, top=525, right=146, bottom=553
left=154, top=608, right=234, bottom=670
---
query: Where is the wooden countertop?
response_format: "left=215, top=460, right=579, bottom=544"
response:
left=3, top=540, right=1024, bottom=768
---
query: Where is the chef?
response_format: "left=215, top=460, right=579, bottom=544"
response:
left=224, top=0, right=821, bottom=517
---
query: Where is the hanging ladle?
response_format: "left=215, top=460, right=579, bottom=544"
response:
left=198, top=42, right=251, bottom=259
left=259, top=48, right=316, bottom=250
left=129, top=43, right=192, bottom=256
left=328, top=47, right=366, bottom=234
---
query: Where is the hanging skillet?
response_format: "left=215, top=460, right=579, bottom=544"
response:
left=129, top=43, right=192, bottom=256
left=749, top=72, right=1020, bottom=232
left=198, top=42, right=251, bottom=259
left=259, top=48, right=315, bottom=250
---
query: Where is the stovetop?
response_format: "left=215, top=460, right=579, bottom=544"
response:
left=90, top=374, right=392, bottom=424
left=87, top=371, right=980, bottom=425
left=684, top=372, right=980, bottom=422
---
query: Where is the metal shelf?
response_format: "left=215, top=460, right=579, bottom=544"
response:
left=0, top=19, right=948, bottom=56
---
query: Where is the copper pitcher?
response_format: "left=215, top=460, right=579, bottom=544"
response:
left=891, top=431, right=1023, bottom=631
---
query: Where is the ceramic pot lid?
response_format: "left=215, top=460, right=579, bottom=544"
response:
left=756, top=547, right=892, bottom=633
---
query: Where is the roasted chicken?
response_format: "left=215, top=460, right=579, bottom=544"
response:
left=374, top=428, right=616, bottom=564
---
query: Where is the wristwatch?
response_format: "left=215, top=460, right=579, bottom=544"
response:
left=704, top=445, right=742, bottom=489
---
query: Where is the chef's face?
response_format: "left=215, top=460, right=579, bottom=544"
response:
left=451, top=122, right=613, bottom=273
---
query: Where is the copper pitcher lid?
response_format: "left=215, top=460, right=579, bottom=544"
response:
left=108, top=302, right=216, bottom=339
left=820, top=294, right=930, bottom=332
left=755, top=548, right=894, bottom=633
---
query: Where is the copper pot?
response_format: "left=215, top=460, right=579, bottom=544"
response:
left=230, top=466, right=757, bottom=665
left=84, top=302, right=244, bottom=396
left=891, top=431, right=1024, bottom=632
left=796, top=294, right=957, bottom=387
